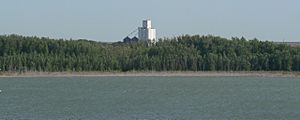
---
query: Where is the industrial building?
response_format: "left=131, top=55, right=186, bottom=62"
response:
left=123, top=19, right=156, bottom=43
left=138, top=20, right=156, bottom=43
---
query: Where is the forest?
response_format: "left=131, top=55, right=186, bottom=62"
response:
left=0, top=34, right=299, bottom=72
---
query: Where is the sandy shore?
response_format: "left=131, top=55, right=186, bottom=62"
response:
left=0, top=71, right=299, bottom=77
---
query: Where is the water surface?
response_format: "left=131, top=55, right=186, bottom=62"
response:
left=0, top=76, right=299, bottom=120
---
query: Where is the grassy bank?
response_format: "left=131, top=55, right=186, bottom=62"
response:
left=0, top=71, right=299, bottom=78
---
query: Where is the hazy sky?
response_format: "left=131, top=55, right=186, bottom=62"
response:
left=0, top=0, right=299, bottom=42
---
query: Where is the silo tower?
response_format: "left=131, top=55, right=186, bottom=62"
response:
left=138, top=19, right=156, bottom=43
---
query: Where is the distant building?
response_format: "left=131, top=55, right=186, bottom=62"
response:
left=138, top=19, right=156, bottom=43
left=123, top=36, right=131, bottom=43
left=131, top=36, right=139, bottom=42
left=123, top=19, right=157, bottom=44
left=123, top=36, right=139, bottom=43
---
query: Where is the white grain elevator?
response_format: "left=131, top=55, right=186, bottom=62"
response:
left=138, top=19, right=156, bottom=43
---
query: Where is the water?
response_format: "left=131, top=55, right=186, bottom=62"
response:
left=0, top=76, right=300, bottom=120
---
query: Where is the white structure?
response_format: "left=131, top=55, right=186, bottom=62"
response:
left=138, top=20, right=156, bottom=43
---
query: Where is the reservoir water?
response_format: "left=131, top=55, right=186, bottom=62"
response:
left=0, top=76, right=300, bottom=120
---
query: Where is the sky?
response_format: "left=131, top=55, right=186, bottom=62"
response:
left=0, top=0, right=299, bottom=42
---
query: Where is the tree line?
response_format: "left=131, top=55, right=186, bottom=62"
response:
left=0, top=34, right=299, bottom=72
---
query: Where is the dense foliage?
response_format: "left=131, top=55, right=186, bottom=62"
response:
left=0, top=34, right=299, bottom=72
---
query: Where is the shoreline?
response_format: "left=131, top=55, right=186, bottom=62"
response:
left=0, top=71, right=299, bottom=78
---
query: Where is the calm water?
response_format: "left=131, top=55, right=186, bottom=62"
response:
left=0, top=76, right=300, bottom=120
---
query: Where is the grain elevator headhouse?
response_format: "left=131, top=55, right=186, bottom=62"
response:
left=138, top=19, right=156, bottom=43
